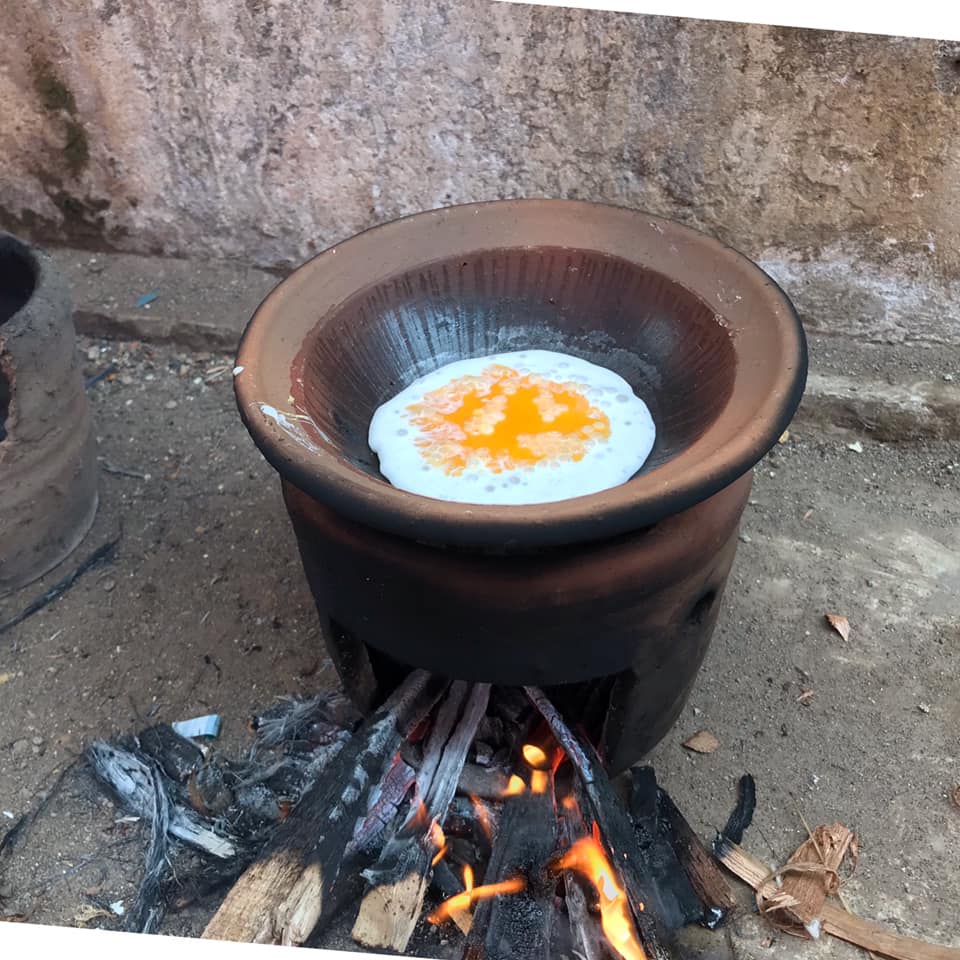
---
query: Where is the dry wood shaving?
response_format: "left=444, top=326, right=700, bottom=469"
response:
left=825, top=613, right=851, bottom=641
left=796, top=689, right=815, bottom=705
left=755, top=822, right=857, bottom=939
left=682, top=730, right=720, bottom=754
left=717, top=839, right=960, bottom=960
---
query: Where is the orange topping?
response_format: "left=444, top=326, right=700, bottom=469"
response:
left=406, top=364, right=611, bottom=475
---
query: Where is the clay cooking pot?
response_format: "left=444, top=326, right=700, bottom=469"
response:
left=234, top=200, right=806, bottom=769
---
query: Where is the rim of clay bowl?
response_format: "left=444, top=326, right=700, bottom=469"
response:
left=234, top=199, right=807, bottom=549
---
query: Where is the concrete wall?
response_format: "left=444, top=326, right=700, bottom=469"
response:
left=2, top=1, right=959, bottom=344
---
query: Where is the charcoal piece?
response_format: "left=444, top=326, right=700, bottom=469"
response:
left=190, top=762, right=234, bottom=816
left=137, top=725, right=204, bottom=783
left=476, top=715, right=505, bottom=745
left=473, top=741, right=495, bottom=766
left=400, top=738, right=424, bottom=770
left=233, top=784, right=282, bottom=825
left=720, top=774, right=756, bottom=845
left=432, top=858, right=465, bottom=899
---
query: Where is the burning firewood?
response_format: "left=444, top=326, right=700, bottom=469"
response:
left=186, top=676, right=750, bottom=957
left=558, top=794, right=616, bottom=960
left=458, top=743, right=560, bottom=960
left=352, top=682, right=491, bottom=953
left=525, top=685, right=685, bottom=960
left=201, top=670, right=446, bottom=945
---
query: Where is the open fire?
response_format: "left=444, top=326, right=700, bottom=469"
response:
left=196, top=673, right=737, bottom=958
left=424, top=737, right=649, bottom=960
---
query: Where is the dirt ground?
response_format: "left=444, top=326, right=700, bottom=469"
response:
left=0, top=333, right=958, bottom=957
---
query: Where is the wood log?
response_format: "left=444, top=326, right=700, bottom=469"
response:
left=457, top=762, right=510, bottom=799
left=200, top=670, right=446, bottom=945
left=525, top=686, right=673, bottom=960
left=626, top=766, right=706, bottom=930
left=559, top=786, right=609, bottom=960
left=352, top=682, right=490, bottom=953
left=462, top=777, right=559, bottom=960
left=651, top=777, right=735, bottom=928
left=343, top=751, right=416, bottom=861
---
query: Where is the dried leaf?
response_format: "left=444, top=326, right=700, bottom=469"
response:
left=74, top=905, right=113, bottom=927
left=796, top=689, right=815, bottom=705
left=951, top=786, right=960, bottom=810
left=682, top=730, right=721, bottom=754
left=824, top=614, right=850, bottom=642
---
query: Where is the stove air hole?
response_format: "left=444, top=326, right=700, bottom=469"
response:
left=687, top=588, right=717, bottom=627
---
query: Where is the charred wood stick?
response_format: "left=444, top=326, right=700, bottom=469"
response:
left=462, top=778, right=559, bottom=960
left=433, top=857, right=466, bottom=899
left=343, top=752, right=416, bottom=861
left=457, top=762, right=509, bottom=799
left=416, top=680, right=472, bottom=803
left=87, top=742, right=237, bottom=859
left=462, top=731, right=560, bottom=960
left=525, top=686, right=673, bottom=960
left=653, top=778, right=735, bottom=928
left=523, top=685, right=594, bottom=780
left=720, top=774, right=756, bottom=845
left=572, top=773, right=673, bottom=960
left=429, top=859, right=475, bottom=936
left=627, top=767, right=717, bottom=930
left=353, top=683, right=491, bottom=953
left=559, top=789, right=608, bottom=960
left=0, top=532, right=121, bottom=636
left=201, top=670, right=446, bottom=945
left=443, top=795, right=499, bottom=857
left=361, top=683, right=490, bottom=887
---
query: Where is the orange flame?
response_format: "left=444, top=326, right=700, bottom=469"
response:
left=530, top=770, right=549, bottom=795
left=463, top=864, right=474, bottom=892
left=426, top=876, right=527, bottom=925
left=408, top=800, right=430, bottom=831
left=430, top=821, right=447, bottom=866
left=555, top=836, right=646, bottom=960
left=522, top=743, right=549, bottom=769
left=503, top=774, right=526, bottom=796
left=469, top=795, right=494, bottom=841
left=551, top=747, right=567, bottom=775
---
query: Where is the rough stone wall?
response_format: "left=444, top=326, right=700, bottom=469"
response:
left=2, top=1, right=959, bottom=343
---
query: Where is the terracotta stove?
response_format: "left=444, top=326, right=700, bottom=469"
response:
left=234, top=200, right=807, bottom=775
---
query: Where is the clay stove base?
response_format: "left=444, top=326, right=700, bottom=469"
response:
left=0, top=234, right=100, bottom=597
left=283, top=472, right=752, bottom=774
